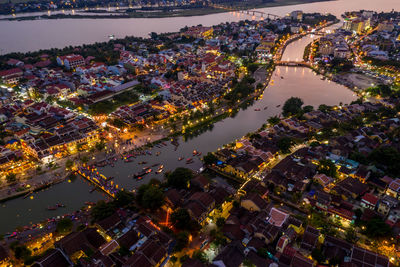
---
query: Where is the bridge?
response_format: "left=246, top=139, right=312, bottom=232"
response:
left=276, top=61, right=312, bottom=68
left=210, top=4, right=281, bottom=20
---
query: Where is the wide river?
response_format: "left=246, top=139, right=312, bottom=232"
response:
left=0, top=28, right=358, bottom=232
left=0, top=0, right=399, bottom=54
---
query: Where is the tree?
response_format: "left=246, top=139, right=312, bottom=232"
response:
left=65, top=159, right=74, bottom=170
left=95, top=141, right=106, bottom=151
left=171, top=208, right=192, bottom=230
left=56, top=218, right=73, bottom=235
left=282, top=97, right=303, bottom=117
left=267, top=115, right=280, bottom=125
left=91, top=200, right=115, bottom=221
left=114, top=191, right=135, bottom=208
left=216, top=217, right=226, bottom=228
left=318, top=104, right=332, bottom=113
left=167, top=168, right=193, bottom=189
left=247, top=63, right=259, bottom=74
left=318, top=159, right=337, bottom=178
left=277, top=136, right=295, bottom=154
left=345, top=227, right=357, bottom=243
left=311, top=248, right=325, bottom=263
left=174, top=231, right=189, bottom=252
left=303, top=105, right=314, bottom=113
left=6, top=173, right=16, bottom=183
left=203, top=152, right=218, bottom=165
left=364, top=217, right=392, bottom=238
left=136, top=184, right=164, bottom=211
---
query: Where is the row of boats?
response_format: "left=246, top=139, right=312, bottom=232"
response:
left=132, top=163, right=164, bottom=180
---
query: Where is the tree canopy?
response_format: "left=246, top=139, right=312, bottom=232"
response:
left=167, top=167, right=194, bottom=189
left=282, top=97, right=304, bottom=117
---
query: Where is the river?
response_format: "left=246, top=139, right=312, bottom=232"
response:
left=0, top=28, right=357, bottom=233
left=0, top=0, right=399, bottom=54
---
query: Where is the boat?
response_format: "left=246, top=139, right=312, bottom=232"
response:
left=146, top=168, right=152, bottom=174
left=186, top=158, right=192, bottom=162
left=254, top=108, right=261, bottom=111
left=281, top=76, right=284, bottom=79
left=143, top=166, right=150, bottom=170
left=193, top=150, right=198, bottom=156
left=276, top=105, right=281, bottom=107
left=109, top=34, right=115, bottom=40
left=186, top=158, right=194, bottom=164
left=146, top=151, right=152, bottom=155
left=178, top=157, right=184, bottom=161
left=85, top=201, right=95, bottom=206
left=156, top=152, right=160, bottom=156
left=152, top=163, right=160, bottom=167
left=133, top=171, right=147, bottom=178
left=159, top=165, right=164, bottom=169
left=197, top=152, right=202, bottom=156
left=156, top=169, right=163, bottom=174
left=47, top=206, right=57, bottom=211
left=138, top=161, right=147, bottom=165
left=124, top=159, right=133, bottom=163
left=89, top=187, right=96, bottom=193
left=23, top=191, right=33, bottom=199
left=264, top=106, right=268, bottom=110
left=57, top=203, right=65, bottom=208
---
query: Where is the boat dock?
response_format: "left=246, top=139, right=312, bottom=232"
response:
left=77, top=165, right=120, bottom=198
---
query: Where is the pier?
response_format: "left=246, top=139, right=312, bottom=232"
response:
left=77, top=165, right=120, bottom=198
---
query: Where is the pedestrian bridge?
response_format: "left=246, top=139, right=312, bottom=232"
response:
left=275, top=61, right=312, bottom=67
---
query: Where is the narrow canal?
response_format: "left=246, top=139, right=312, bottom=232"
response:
left=0, top=30, right=356, bottom=234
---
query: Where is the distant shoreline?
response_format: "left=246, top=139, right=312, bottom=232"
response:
left=3, top=0, right=334, bottom=21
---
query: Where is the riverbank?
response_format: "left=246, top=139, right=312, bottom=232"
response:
left=2, top=0, right=334, bottom=20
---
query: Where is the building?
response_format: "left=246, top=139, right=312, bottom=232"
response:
left=57, top=54, right=85, bottom=70
left=0, top=68, right=23, bottom=84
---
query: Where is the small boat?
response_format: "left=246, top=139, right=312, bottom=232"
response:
left=178, top=157, right=184, bottom=161
left=133, top=171, right=147, bottom=178
left=193, top=150, right=198, bottom=156
left=146, top=151, right=152, bottom=155
left=143, top=166, right=150, bottom=170
left=264, top=106, right=268, bottom=110
left=162, top=142, right=167, bottom=146
left=156, top=169, right=163, bottom=174
left=276, top=105, right=281, bottom=107
left=138, top=161, right=147, bottom=165
left=89, top=187, right=96, bottom=193
left=254, top=108, right=261, bottom=111
left=197, top=152, right=202, bottom=156
left=109, top=34, right=115, bottom=40
left=281, top=76, right=284, bottom=79
left=152, top=163, right=160, bottom=167
left=85, top=201, right=95, bottom=206
left=57, top=203, right=65, bottom=208
left=186, top=158, right=192, bottom=162
left=159, top=165, right=164, bottom=169
left=111, top=163, right=115, bottom=167
left=47, top=206, right=57, bottom=211
left=156, top=152, right=160, bottom=156
left=146, top=168, right=152, bottom=174
left=137, top=176, right=143, bottom=180
left=124, top=159, right=133, bottom=163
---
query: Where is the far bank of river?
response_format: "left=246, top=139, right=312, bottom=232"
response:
left=0, top=32, right=357, bottom=234
left=0, top=0, right=399, bottom=54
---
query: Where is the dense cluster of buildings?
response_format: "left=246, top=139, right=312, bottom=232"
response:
left=209, top=98, right=400, bottom=266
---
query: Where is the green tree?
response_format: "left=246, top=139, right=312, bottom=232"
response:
left=277, top=136, right=295, bottom=154
left=282, top=97, right=304, bottom=117
left=91, top=200, right=115, bottom=221
left=267, top=115, right=280, bottom=125
left=171, top=208, right=192, bottom=230
left=65, top=159, right=74, bottom=170
left=364, top=217, right=392, bottom=238
left=174, top=231, right=189, bottom=252
left=166, top=168, right=194, bottom=189
left=136, top=184, right=164, bottom=211
left=216, top=217, right=226, bottom=228
left=203, top=152, right=218, bottom=165
left=6, top=173, right=17, bottom=183
left=318, top=159, right=337, bottom=178
left=56, top=218, right=73, bottom=235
